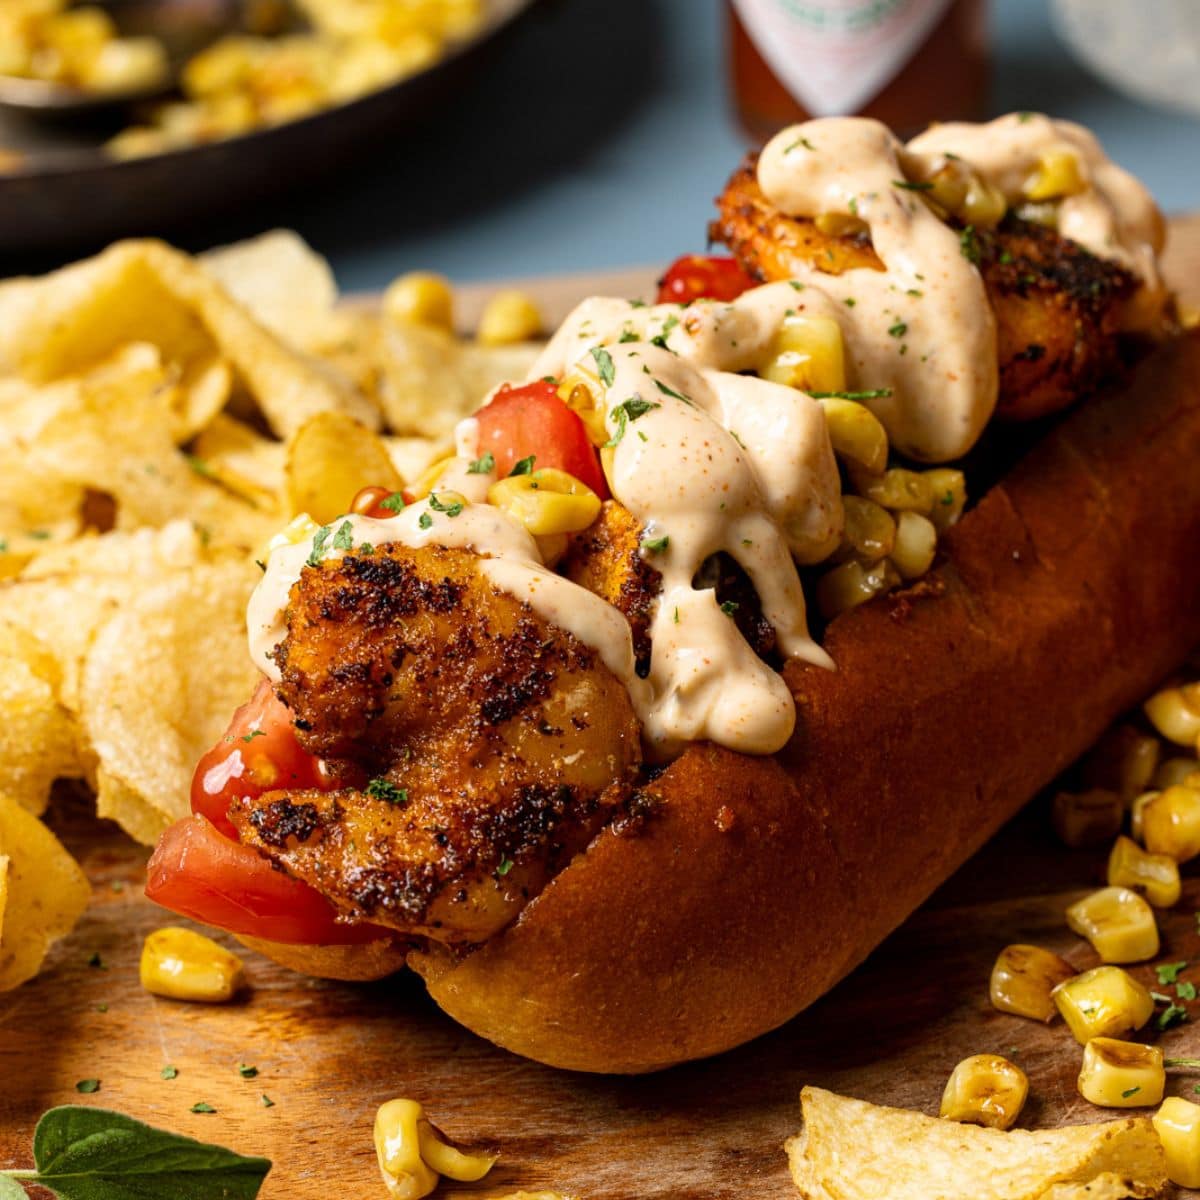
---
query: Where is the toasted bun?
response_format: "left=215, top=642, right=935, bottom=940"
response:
left=404, top=332, right=1200, bottom=1072
left=235, top=933, right=409, bottom=981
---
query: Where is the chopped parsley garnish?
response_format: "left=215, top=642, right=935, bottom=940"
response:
left=254, top=559, right=266, bottom=572
left=428, top=493, right=464, bottom=518
left=75, top=1079, right=100, bottom=1094
left=184, top=455, right=214, bottom=479
left=998, top=249, right=1014, bottom=265
left=628, top=298, right=646, bottom=308
left=641, top=535, right=670, bottom=554
left=888, top=321, right=908, bottom=338
left=238, top=1064, right=258, bottom=1079
left=467, top=451, right=495, bottom=475
left=788, top=280, right=805, bottom=292
left=190, top=1102, right=216, bottom=1115
left=847, top=196, right=859, bottom=216
left=27, top=529, right=51, bottom=540
left=1017, top=110, right=1034, bottom=123
left=959, top=224, right=982, bottom=265
left=654, top=378, right=690, bottom=404
left=508, top=455, right=536, bottom=476
left=95, top=1003, right=108, bottom=1013
left=365, top=778, right=408, bottom=806
left=1156, top=962, right=1189, bottom=985
left=241, top=729, right=265, bottom=743
left=940, top=490, right=956, bottom=506
left=809, top=388, right=893, bottom=400
left=618, top=328, right=640, bottom=343
left=843, top=297, right=857, bottom=307
left=306, top=524, right=333, bottom=567
left=87, top=953, right=105, bottom=970
left=359, top=543, right=374, bottom=555
left=1180, top=981, right=1198, bottom=1001
left=650, top=313, right=679, bottom=350
left=785, top=136, right=816, bottom=153
left=720, top=600, right=740, bottom=616
left=379, top=492, right=406, bottom=512
left=418, top=512, right=432, bottom=530
left=261, top=1094, right=275, bottom=1108
left=496, top=857, right=515, bottom=877
left=605, top=396, right=661, bottom=447
left=332, top=521, right=353, bottom=551
left=893, top=179, right=934, bottom=191
left=907, top=288, right=924, bottom=297
left=1121, top=1086, right=1141, bottom=1099
left=590, top=345, right=616, bottom=387
left=1157, top=1003, right=1188, bottom=1031
left=161, top=1065, right=178, bottom=1080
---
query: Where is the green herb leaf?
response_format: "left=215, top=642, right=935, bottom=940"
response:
left=241, top=730, right=265, bottom=743
left=161, top=1066, right=178, bottom=1080
left=893, top=179, right=933, bottom=191
left=888, top=321, right=908, bottom=338
left=653, top=379, right=690, bottom=404
left=379, top=492, right=405, bottom=513
left=427, top=493, right=464, bottom=518
left=418, top=512, right=432, bottom=530
left=1157, top=1003, right=1188, bottom=1031
left=305, top=525, right=333, bottom=568
left=365, top=778, right=408, bottom=806
left=605, top=396, right=660, bottom=447
left=74, top=1080, right=100, bottom=1095
left=260, top=1095, right=274, bottom=1109
left=190, top=1102, right=216, bottom=1115
left=1156, top=961, right=1189, bottom=985
left=590, top=346, right=616, bottom=388
left=1121, top=1085, right=1141, bottom=1099
left=508, top=455, right=536, bottom=477
left=87, top=954, right=105, bottom=971
left=959, top=224, right=981, bottom=265
left=808, top=389, right=893, bottom=400
left=641, top=535, right=670, bottom=554
left=237, top=1065, right=258, bottom=1080
left=650, top=314, right=680, bottom=350
left=720, top=600, right=740, bottom=616
left=496, top=857, right=514, bottom=877
left=788, top=280, right=805, bottom=292
left=466, top=452, right=495, bottom=475
left=184, top=455, right=214, bottom=479
left=332, top=521, right=354, bottom=552
left=785, top=136, right=816, bottom=153
left=20, top=1106, right=270, bottom=1199
left=843, top=297, right=857, bottom=307
left=1178, top=981, right=1197, bottom=1001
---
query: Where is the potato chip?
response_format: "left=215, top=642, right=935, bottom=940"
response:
left=79, top=561, right=259, bottom=842
left=787, top=1087, right=1167, bottom=1200
left=383, top=436, right=448, bottom=486
left=285, top=410, right=403, bottom=524
left=0, top=620, right=80, bottom=814
left=200, top=229, right=339, bottom=352
left=192, top=414, right=285, bottom=510
left=0, top=854, right=9, bottom=936
left=0, top=793, right=90, bottom=990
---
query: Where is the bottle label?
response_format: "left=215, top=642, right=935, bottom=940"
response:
left=732, top=0, right=955, bottom=117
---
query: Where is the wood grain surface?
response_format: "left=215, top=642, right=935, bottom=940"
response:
left=2, top=218, right=1200, bottom=1200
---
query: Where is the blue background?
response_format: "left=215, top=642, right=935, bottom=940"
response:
left=232, top=0, right=1200, bottom=290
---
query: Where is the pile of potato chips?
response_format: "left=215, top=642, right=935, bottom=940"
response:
left=0, top=229, right=539, bottom=986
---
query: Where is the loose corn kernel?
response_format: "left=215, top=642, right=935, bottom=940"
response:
left=404, top=455, right=456, bottom=503
left=925, top=468, right=967, bottom=532
left=1077, top=1037, right=1164, bottom=1108
left=1107, top=835, right=1181, bottom=908
left=557, top=377, right=609, bottom=447
left=1141, top=785, right=1200, bottom=863
left=1082, top=726, right=1161, bottom=804
left=1066, top=886, right=1159, bottom=964
left=1155, top=757, right=1200, bottom=790
left=1052, top=788, right=1123, bottom=848
left=851, top=467, right=935, bottom=514
left=815, top=559, right=900, bottom=620
left=1145, top=684, right=1200, bottom=745
left=940, top=1054, right=1028, bottom=1129
left=1154, top=1096, right=1200, bottom=1188
left=924, top=160, right=969, bottom=214
left=477, top=290, right=543, bottom=347
left=383, top=272, right=455, bottom=332
left=814, top=211, right=868, bottom=238
left=989, top=943, right=1076, bottom=1022
left=140, top=927, right=245, bottom=1002
left=262, top=513, right=320, bottom=561
left=488, top=469, right=601, bottom=537
left=1130, top=790, right=1158, bottom=843
left=1052, top=966, right=1155, bottom=1044
left=760, top=315, right=846, bottom=394
left=889, top=510, right=937, bottom=580
left=833, top=495, right=895, bottom=563
left=961, top=176, right=1008, bottom=228
left=1024, top=148, right=1087, bottom=202
left=374, top=1099, right=496, bottom=1200
left=818, top=398, right=888, bottom=474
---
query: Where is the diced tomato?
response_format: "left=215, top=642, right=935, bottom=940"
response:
left=190, top=679, right=326, bottom=840
left=146, top=815, right=385, bottom=945
left=656, top=254, right=756, bottom=305
left=349, top=485, right=406, bottom=519
left=474, top=381, right=609, bottom=499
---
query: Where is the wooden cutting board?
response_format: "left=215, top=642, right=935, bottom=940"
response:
left=2, top=219, right=1200, bottom=1200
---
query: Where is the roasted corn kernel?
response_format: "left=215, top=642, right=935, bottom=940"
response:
left=374, top=1099, right=496, bottom=1200
left=833, top=496, right=895, bottom=563
left=924, top=467, right=967, bottom=532
left=1052, top=966, right=1155, bottom=1045
left=1065, top=887, right=1159, bottom=964
left=940, top=1053, right=1028, bottom=1129
left=383, top=272, right=454, bottom=332
left=961, top=176, right=1008, bottom=228
left=815, top=558, right=900, bottom=620
left=818, top=398, right=888, bottom=474
left=1153, top=1096, right=1200, bottom=1188
left=1145, top=684, right=1200, bottom=746
left=760, top=314, right=846, bottom=394
left=477, top=290, right=543, bottom=347
left=488, top=469, right=601, bottom=537
left=264, top=512, right=320, bottom=555
left=1141, top=785, right=1200, bottom=863
left=1024, top=148, right=1086, bottom=202
left=1155, top=757, right=1200, bottom=790
left=1077, top=1037, right=1164, bottom=1108
left=557, top=377, right=609, bottom=447
left=140, top=927, right=245, bottom=1002
left=989, top=943, right=1076, bottom=1022
left=1107, top=835, right=1180, bottom=908
left=1081, top=725, right=1161, bottom=803
left=1052, top=788, right=1123, bottom=848
left=924, top=159, right=969, bottom=214
left=814, top=211, right=867, bottom=238
left=850, top=466, right=935, bottom=514
left=889, top=511, right=937, bottom=580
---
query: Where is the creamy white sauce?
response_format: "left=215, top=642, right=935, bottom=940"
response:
left=248, top=112, right=1162, bottom=760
